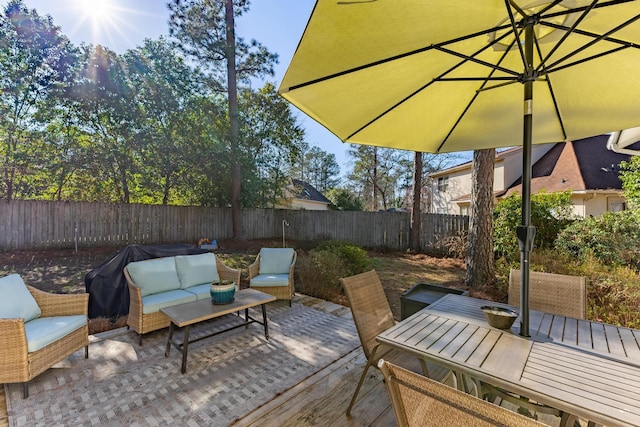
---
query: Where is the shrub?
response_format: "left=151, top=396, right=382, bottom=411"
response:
left=504, top=248, right=640, bottom=328
left=314, top=240, right=371, bottom=274
left=296, top=240, right=371, bottom=300
left=429, top=230, right=468, bottom=259
left=554, top=210, right=640, bottom=269
left=494, top=192, right=574, bottom=261
left=620, top=156, right=640, bottom=210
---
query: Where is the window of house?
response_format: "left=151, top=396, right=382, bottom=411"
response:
left=460, top=206, right=469, bottom=216
left=437, top=176, right=449, bottom=192
left=610, top=202, right=626, bottom=212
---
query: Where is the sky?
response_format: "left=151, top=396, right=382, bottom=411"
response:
left=13, top=0, right=354, bottom=172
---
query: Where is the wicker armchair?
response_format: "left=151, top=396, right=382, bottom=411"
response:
left=508, top=269, right=587, bottom=319
left=379, top=360, right=546, bottom=427
left=248, top=248, right=297, bottom=306
left=0, top=277, right=89, bottom=398
left=340, top=270, right=455, bottom=415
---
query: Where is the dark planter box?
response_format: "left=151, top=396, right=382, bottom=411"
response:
left=400, top=283, right=469, bottom=320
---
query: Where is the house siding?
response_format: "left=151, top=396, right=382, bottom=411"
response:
left=428, top=138, right=627, bottom=218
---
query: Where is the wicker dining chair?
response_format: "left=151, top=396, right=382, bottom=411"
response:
left=508, top=269, right=587, bottom=319
left=492, top=269, right=587, bottom=426
left=379, top=360, right=546, bottom=427
left=340, top=270, right=455, bottom=416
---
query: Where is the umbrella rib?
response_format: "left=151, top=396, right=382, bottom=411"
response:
left=436, top=43, right=516, bottom=152
left=505, top=0, right=527, bottom=71
left=345, top=31, right=518, bottom=142
left=286, top=24, right=514, bottom=92
left=475, top=80, right=520, bottom=92
left=535, top=0, right=566, bottom=15
left=540, top=0, right=634, bottom=21
left=536, top=0, right=599, bottom=72
left=540, top=14, right=640, bottom=72
left=546, top=45, right=630, bottom=74
left=505, top=0, right=569, bottom=77
left=432, top=46, right=520, bottom=77
left=534, top=38, right=568, bottom=141
left=437, top=77, right=517, bottom=82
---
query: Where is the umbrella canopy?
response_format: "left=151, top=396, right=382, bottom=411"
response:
left=279, top=0, right=640, bottom=336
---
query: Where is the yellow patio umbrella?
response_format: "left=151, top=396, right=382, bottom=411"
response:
left=279, top=0, right=640, bottom=337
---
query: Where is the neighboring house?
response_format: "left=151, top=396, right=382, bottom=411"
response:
left=429, top=135, right=633, bottom=217
left=275, top=178, right=331, bottom=210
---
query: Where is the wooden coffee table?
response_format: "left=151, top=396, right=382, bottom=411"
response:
left=160, top=288, right=277, bottom=373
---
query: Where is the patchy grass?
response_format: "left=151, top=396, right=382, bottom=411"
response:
left=367, top=252, right=468, bottom=317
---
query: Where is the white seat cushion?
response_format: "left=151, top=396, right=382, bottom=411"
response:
left=24, top=315, right=86, bottom=352
left=250, top=273, right=290, bottom=288
left=183, top=284, right=214, bottom=300
left=0, top=274, right=41, bottom=322
left=141, top=290, right=197, bottom=314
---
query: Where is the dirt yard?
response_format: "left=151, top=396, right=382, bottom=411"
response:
left=0, top=239, right=276, bottom=294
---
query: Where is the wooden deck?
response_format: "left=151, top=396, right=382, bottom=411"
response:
left=234, top=346, right=396, bottom=426
left=0, top=295, right=568, bottom=426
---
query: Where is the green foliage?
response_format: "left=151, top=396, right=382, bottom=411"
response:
left=0, top=1, right=314, bottom=207
left=347, top=145, right=411, bottom=211
left=326, top=188, right=363, bottom=211
left=168, top=0, right=276, bottom=86
left=493, top=192, right=574, bottom=260
left=315, top=240, right=371, bottom=274
left=0, top=0, right=77, bottom=200
left=554, top=210, right=640, bottom=269
left=296, top=241, right=371, bottom=300
left=288, top=145, right=341, bottom=194
left=620, top=156, right=640, bottom=210
left=239, top=83, right=306, bottom=208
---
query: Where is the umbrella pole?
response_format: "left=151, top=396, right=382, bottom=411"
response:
left=518, top=22, right=537, bottom=338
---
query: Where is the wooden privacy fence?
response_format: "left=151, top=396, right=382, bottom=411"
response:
left=0, top=200, right=468, bottom=251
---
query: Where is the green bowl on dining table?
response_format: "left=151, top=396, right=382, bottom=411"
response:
left=481, top=306, right=518, bottom=329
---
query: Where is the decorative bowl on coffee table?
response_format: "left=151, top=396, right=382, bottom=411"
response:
left=210, top=280, right=236, bottom=304
left=481, top=306, right=518, bottom=329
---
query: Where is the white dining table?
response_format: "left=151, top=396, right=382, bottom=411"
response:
left=376, top=293, right=640, bottom=427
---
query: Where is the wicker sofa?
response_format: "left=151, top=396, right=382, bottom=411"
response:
left=0, top=274, right=89, bottom=398
left=124, top=252, right=241, bottom=345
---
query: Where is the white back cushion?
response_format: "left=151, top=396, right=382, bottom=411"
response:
left=175, top=253, right=220, bottom=288
left=259, top=248, right=295, bottom=275
left=0, top=274, right=41, bottom=321
left=126, top=257, right=181, bottom=296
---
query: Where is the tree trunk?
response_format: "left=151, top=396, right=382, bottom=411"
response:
left=225, top=0, right=244, bottom=239
left=409, top=151, right=423, bottom=252
left=118, top=160, right=130, bottom=204
left=465, top=149, right=495, bottom=288
left=372, top=147, right=378, bottom=211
